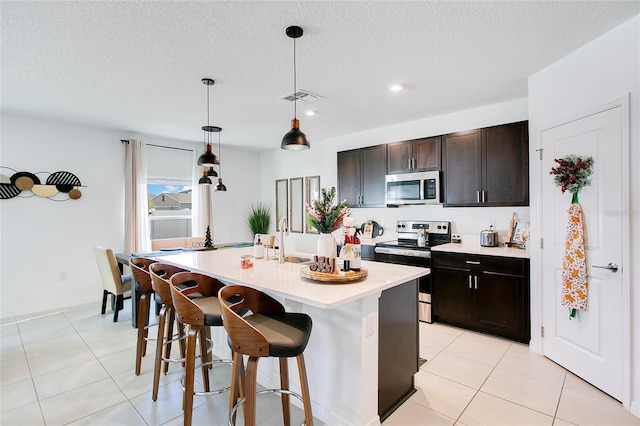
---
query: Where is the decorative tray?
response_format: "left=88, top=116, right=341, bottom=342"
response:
left=299, top=266, right=368, bottom=283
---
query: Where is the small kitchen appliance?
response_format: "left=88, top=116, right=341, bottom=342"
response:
left=480, top=225, right=499, bottom=247
left=374, top=220, right=451, bottom=323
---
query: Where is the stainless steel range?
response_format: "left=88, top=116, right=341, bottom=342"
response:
left=374, top=220, right=451, bottom=323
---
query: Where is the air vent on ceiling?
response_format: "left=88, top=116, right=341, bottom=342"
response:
left=281, top=90, right=322, bottom=103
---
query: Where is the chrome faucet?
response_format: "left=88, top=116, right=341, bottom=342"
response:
left=278, top=216, right=288, bottom=264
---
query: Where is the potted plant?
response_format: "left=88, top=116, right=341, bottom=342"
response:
left=306, top=187, right=350, bottom=258
left=247, top=202, right=271, bottom=239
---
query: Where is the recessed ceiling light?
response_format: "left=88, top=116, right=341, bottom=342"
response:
left=305, top=110, right=315, bottom=116
left=389, top=84, right=403, bottom=92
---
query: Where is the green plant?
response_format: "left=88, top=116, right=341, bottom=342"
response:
left=247, top=202, right=271, bottom=235
left=306, top=187, right=350, bottom=234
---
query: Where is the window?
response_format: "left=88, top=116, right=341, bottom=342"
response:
left=146, top=145, right=193, bottom=240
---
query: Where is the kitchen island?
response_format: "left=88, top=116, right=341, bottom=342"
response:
left=157, top=247, right=428, bottom=425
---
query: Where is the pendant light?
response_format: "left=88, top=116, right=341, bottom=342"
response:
left=197, top=78, right=221, bottom=167
left=281, top=25, right=310, bottom=151
left=214, top=132, right=227, bottom=191
left=198, top=170, right=212, bottom=185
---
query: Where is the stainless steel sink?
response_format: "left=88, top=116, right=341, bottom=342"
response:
left=284, top=255, right=312, bottom=264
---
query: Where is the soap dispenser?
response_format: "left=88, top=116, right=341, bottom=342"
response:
left=253, top=236, right=264, bottom=259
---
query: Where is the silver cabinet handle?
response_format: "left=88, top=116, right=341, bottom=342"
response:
left=468, top=275, right=472, bottom=289
left=477, top=191, right=481, bottom=203
left=474, top=276, right=478, bottom=289
left=482, top=191, right=487, bottom=203
left=593, top=263, right=619, bottom=273
left=465, top=260, right=480, bottom=265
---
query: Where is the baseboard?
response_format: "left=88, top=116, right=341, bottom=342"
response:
left=630, top=400, right=640, bottom=418
left=1, top=296, right=100, bottom=320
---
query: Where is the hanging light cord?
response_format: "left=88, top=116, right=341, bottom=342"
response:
left=206, top=83, right=211, bottom=145
left=293, top=35, right=297, bottom=120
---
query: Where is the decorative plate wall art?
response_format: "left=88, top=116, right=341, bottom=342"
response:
left=0, top=167, right=84, bottom=201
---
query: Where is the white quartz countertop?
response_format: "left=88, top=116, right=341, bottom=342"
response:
left=432, top=242, right=530, bottom=259
left=155, top=247, right=428, bottom=309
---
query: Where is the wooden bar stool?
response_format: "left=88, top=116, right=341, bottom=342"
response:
left=219, top=285, right=314, bottom=426
left=149, top=263, right=189, bottom=401
left=169, top=271, right=231, bottom=426
left=129, top=257, right=157, bottom=376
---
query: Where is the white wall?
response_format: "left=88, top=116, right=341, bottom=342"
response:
left=0, top=113, right=261, bottom=317
left=528, top=14, right=639, bottom=416
left=259, top=98, right=530, bottom=253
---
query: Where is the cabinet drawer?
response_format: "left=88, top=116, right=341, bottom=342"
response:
left=433, top=252, right=526, bottom=276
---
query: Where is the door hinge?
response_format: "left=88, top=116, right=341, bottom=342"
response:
left=541, top=326, right=545, bottom=337
left=536, top=148, right=543, bottom=160
left=540, top=238, right=544, bottom=249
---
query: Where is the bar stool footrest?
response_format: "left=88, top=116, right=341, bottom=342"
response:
left=179, top=358, right=233, bottom=396
left=228, top=388, right=308, bottom=426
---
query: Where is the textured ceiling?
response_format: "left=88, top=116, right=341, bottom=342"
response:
left=2, top=1, right=639, bottom=151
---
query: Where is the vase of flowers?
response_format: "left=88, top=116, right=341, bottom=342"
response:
left=306, top=187, right=350, bottom=258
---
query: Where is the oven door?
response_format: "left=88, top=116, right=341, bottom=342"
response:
left=374, top=249, right=432, bottom=323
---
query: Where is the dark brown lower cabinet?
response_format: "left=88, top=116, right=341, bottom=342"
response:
left=432, top=252, right=530, bottom=343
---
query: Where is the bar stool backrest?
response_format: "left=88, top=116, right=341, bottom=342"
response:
left=149, top=263, right=187, bottom=305
left=218, top=285, right=285, bottom=357
left=129, top=257, right=156, bottom=292
left=169, top=272, right=225, bottom=327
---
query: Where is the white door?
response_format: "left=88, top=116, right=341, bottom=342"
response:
left=541, top=105, right=626, bottom=400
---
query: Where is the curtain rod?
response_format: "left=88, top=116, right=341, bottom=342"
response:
left=120, top=140, right=193, bottom=153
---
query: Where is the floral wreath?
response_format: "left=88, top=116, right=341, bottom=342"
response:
left=549, top=155, right=594, bottom=195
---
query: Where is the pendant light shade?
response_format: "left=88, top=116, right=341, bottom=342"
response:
left=281, top=118, right=309, bottom=151
left=281, top=25, right=310, bottom=151
left=197, top=143, right=219, bottom=168
left=198, top=78, right=221, bottom=168
left=198, top=170, right=212, bottom=185
left=215, top=178, right=227, bottom=191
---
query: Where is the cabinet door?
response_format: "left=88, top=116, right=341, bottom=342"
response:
left=387, top=141, right=412, bottom=174
left=413, top=136, right=442, bottom=171
left=337, top=149, right=361, bottom=207
left=432, top=267, right=473, bottom=326
left=443, top=130, right=482, bottom=206
left=482, top=121, right=529, bottom=206
left=360, top=145, right=387, bottom=207
left=474, top=272, right=528, bottom=342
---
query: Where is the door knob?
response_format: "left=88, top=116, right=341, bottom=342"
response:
left=592, top=263, right=619, bottom=273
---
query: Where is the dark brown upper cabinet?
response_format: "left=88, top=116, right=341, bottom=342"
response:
left=337, top=145, right=387, bottom=208
left=387, top=136, right=441, bottom=174
left=443, top=121, right=529, bottom=207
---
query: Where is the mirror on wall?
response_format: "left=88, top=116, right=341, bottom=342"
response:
left=305, top=176, right=320, bottom=233
left=275, top=179, right=288, bottom=231
left=289, top=177, right=304, bottom=233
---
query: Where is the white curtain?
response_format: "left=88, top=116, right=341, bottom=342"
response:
left=191, top=149, right=211, bottom=238
left=124, top=139, right=150, bottom=254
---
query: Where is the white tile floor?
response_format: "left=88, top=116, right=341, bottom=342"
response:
left=1, top=302, right=638, bottom=426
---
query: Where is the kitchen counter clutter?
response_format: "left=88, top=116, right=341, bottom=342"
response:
left=432, top=240, right=530, bottom=259
left=155, top=246, right=428, bottom=424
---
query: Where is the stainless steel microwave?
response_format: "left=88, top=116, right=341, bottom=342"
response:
left=385, top=171, right=441, bottom=206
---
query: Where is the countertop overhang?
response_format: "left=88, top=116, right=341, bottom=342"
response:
left=155, top=246, right=429, bottom=309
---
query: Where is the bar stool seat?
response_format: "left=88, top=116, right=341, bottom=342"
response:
left=170, top=272, right=231, bottom=426
left=219, top=285, right=314, bottom=426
